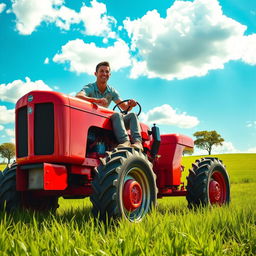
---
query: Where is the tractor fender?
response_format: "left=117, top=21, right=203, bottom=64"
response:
left=153, top=134, right=194, bottom=187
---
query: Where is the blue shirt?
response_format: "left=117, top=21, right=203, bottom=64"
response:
left=80, top=82, right=120, bottom=107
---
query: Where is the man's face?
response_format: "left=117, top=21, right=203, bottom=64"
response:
left=95, top=65, right=111, bottom=84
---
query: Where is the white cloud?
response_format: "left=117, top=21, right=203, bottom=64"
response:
left=5, top=128, right=15, bottom=137
left=52, top=5, right=80, bottom=30
left=69, top=92, right=76, bottom=96
left=0, top=77, right=52, bottom=103
left=5, top=128, right=15, bottom=145
left=0, top=106, right=15, bottom=124
left=53, top=39, right=131, bottom=74
left=246, top=121, right=256, bottom=128
left=79, top=0, right=117, bottom=38
left=0, top=3, right=6, bottom=13
left=139, top=104, right=199, bottom=128
left=44, top=57, right=49, bottom=64
left=0, top=125, right=4, bottom=131
left=124, top=0, right=256, bottom=80
left=11, top=0, right=63, bottom=35
left=241, top=34, right=256, bottom=65
left=248, top=147, right=256, bottom=153
left=212, top=141, right=239, bottom=154
left=11, top=0, right=116, bottom=38
left=193, top=141, right=240, bottom=155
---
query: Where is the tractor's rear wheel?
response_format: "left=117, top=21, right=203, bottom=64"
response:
left=186, top=157, right=230, bottom=208
left=0, top=167, right=59, bottom=212
left=90, top=147, right=157, bottom=222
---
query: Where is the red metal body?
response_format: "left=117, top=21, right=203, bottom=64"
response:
left=153, top=134, right=194, bottom=197
left=15, top=91, right=194, bottom=199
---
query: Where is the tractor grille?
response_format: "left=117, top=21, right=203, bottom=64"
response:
left=17, top=106, right=28, bottom=158
left=34, top=103, right=54, bottom=155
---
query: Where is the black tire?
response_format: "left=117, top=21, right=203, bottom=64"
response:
left=90, top=147, right=157, bottom=222
left=186, top=157, right=230, bottom=208
left=0, top=171, right=3, bottom=185
left=0, top=166, right=59, bottom=212
left=0, top=166, right=20, bottom=211
left=2, top=165, right=10, bottom=175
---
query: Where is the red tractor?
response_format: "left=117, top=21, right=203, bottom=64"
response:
left=0, top=91, right=230, bottom=222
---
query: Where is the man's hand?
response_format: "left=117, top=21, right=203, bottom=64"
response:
left=127, top=99, right=137, bottom=107
left=114, top=99, right=138, bottom=112
left=95, top=98, right=108, bottom=106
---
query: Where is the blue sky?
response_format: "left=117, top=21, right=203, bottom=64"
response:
left=0, top=0, right=255, bottom=155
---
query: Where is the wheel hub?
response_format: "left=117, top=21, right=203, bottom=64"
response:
left=209, top=180, right=221, bottom=203
left=123, top=179, right=142, bottom=212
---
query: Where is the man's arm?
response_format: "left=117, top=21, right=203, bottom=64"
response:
left=76, top=91, right=108, bottom=106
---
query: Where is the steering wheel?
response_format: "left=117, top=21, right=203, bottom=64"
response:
left=113, top=99, right=142, bottom=116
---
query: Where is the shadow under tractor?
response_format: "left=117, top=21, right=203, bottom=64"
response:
left=0, top=91, right=230, bottom=222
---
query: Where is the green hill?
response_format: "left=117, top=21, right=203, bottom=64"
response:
left=0, top=153, right=255, bottom=255
left=0, top=164, right=7, bottom=171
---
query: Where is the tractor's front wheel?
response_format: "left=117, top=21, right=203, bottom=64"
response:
left=0, top=171, right=3, bottom=185
left=0, top=166, right=59, bottom=212
left=186, top=157, right=230, bottom=208
left=0, top=166, right=20, bottom=211
left=90, top=148, right=157, bottom=222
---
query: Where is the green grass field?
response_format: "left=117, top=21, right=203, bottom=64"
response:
left=0, top=154, right=255, bottom=255
left=0, top=164, right=7, bottom=171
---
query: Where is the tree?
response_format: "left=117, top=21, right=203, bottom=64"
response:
left=193, top=131, right=224, bottom=155
left=0, top=143, right=15, bottom=164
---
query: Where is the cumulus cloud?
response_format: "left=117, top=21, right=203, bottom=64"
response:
left=212, top=141, right=239, bottom=154
left=79, top=0, right=117, bottom=38
left=193, top=140, right=240, bottom=155
left=246, top=121, right=256, bottom=128
left=0, top=3, right=6, bottom=13
left=52, top=4, right=80, bottom=31
left=139, top=104, right=199, bottom=128
left=5, top=128, right=15, bottom=137
left=11, top=0, right=116, bottom=38
left=0, top=77, right=52, bottom=103
left=0, top=106, right=15, bottom=124
left=241, top=35, right=256, bottom=65
left=11, top=0, right=62, bottom=35
left=44, top=57, right=49, bottom=64
left=248, top=147, right=256, bottom=153
left=53, top=39, right=131, bottom=74
left=0, top=128, right=15, bottom=143
left=124, top=0, right=256, bottom=80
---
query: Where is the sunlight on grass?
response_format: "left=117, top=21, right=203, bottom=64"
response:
left=0, top=154, right=255, bottom=255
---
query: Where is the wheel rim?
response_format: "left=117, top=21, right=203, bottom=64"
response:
left=209, top=170, right=227, bottom=205
left=122, top=167, right=152, bottom=221
left=123, top=179, right=142, bottom=211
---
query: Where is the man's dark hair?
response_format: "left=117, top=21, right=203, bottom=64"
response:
left=96, top=61, right=110, bottom=72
